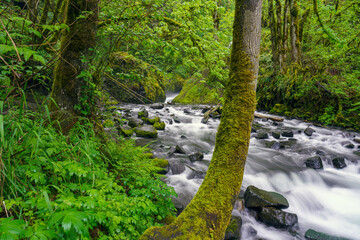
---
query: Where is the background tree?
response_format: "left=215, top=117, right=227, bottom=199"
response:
left=139, top=0, right=263, bottom=238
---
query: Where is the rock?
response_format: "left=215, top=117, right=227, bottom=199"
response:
left=135, top=125, right=158, bottom=138
left=183, top=108, right=191, bottom=114
left=154, top=122, right=165, bottom=130
left=173, top=116, right=181, bottom=123
left=265, top=141, right=281, bottom=150
left=258, top=207, right=298, bottom=228
left=225, top=216, right=242, bottom=240
left=316, top=150, right=326, bottom=156
left=255, top=130, right=269, bottom=139
left=149, top=116, right=161, bottom=124
left=152, top=158, right=169, bottom=174
left=138, top=108, right=148, bottom=118
left=128, top=118, right=143, bottom=128
left=272, top=132, right=281, bottom=139
left=354, top=150, right=360, bottom=157
left=304, top=127, right=315, bottom=136
left=279, top=139, right=297, bottom=149
left=169, top=160, right=186, bottom=174
left=119, top=125, right=133, bottom=137
left=281, top=130, right=294, bottom=138
left=189, top=152, right=204, bottom=162
left=341, top=141, right=355, bottom=149
left=150, top=103, right=164, bottom=109
left=353, top=138, right=360, bottom=144
left=305, top=156, right=323, bottom=170
left=244, top=185, right=289, bottom=209
left=180, top=135, right=187, bottom=139
left=175, top=145, right=186, bottom=154
left=332, top=157, right=347, bottom=169
left=305, top=229, right=351, bottom=240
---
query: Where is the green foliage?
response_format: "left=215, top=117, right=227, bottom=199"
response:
left=0, top=103, right=176, bottom=239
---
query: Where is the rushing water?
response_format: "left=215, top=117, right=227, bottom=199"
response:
left=122, top=93, right=360, bottom=240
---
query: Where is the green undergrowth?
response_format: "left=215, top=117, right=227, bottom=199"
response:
left=0, top=102, right=176, bottom=239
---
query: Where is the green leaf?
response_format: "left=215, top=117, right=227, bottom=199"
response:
left=0, top=44, right=14, bottom=55
left=0, top=218, right=26, bottom=238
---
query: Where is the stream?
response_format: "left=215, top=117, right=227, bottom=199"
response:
left=120, top=93, right=360, bottom=240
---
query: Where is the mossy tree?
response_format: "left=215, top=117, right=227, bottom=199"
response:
left=49, top=0, right=98, bottom=131
left=139, top=0, right=263, bottom=239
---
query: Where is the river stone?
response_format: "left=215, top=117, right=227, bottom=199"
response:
left=341, top=141, right=355, bottom=149
left=189, top=152, right=204, bottom=162
left=138, top=108, right=148, bottom=118
left=150, top=103, right=164, bottom=109
left=332, top=157, right=347, bottom=169
left=119, top=125, right=133, bottom=137
left=183, top=108, right=191, bottom=114
left=225, top=215, right=242, bottom=240
left=255, top=130, right=269, bottom=139
left=173, top=116, right=181, bottom=123
left=244, top=185, right=289, bottom=209
left=272, top=131, right=281, bottom=139
left=265, top=141, right=281, bottom=150
left=169, top=160, right=186, bottom=174
left=281, top=130, right=294, bottom=138
left=304, top=127, right=315, bottom=136
left=175, top=145, right=186, bottom=154
left=305, top=229, right=351, bottom=240
left=305, top=156, right=323, bottom=170
left=154, top=122, right=165, bottom=130
left=258, top=207, right=298, bottom=228
left=128, top=118, right=143, bottom=128
left=353, top=138, right=360, bottom=144
left=135, top=125, right=157, bottom=138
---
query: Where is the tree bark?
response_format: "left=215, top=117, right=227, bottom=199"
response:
left=139, top=0, right=263, bottom=239
left=49, top=0, right=98, bottom=131
left=290, top=0, right=300, bottom=62
left=282, top=0, right=289, bottom=66
left=268, top=0, right=279, bottom=73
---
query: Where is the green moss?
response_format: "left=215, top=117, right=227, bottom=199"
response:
left=172, top=78, right=222, bottom=105
left=149, top=117, right=160, bottom=125
left=154, top=122, right=165, bottom=130
left=152, top=158, right=169, bottom=168
left=135, top=125, right=158, bottom=138
left=103, top=119, right=115, bottom=128
left=164, top=73, right=185, bottom=92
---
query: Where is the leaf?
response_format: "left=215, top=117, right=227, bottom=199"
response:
left=0, top=218, right=26, bottom=237
left=0, top=44, right=14, bottom=55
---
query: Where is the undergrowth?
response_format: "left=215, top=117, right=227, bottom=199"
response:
left=0, top=100, right=176, bottom=239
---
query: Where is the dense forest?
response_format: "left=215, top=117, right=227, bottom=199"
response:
left=0, top=0, right=359, bottom=239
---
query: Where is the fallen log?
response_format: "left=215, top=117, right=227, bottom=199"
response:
left=201, top=104, right=221, bottom=124
left=254, top=113, right=284, bottom=122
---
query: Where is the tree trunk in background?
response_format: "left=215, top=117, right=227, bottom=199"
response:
left=275, top=0, right=283, bottom=70
left=282, top=0, right=289, bottom=66
left=268, top=0, right=279, bottom=73
left=49, top=0, right=98, bottom=132
left=290, top=0, right=300, bottom=62
left=139, top=0, right=262, bottom=239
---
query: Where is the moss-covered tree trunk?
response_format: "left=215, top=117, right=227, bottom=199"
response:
left=290, top=0, right=300, bottom=62
left=49, top=0, right=98, bottom=131
left=139, top=0, right=262, bottom=239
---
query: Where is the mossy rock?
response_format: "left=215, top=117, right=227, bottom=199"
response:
left=164, top=73, right=185, bottom=92
left=149, top=116, right=161, bottom=125
left=154, top=122, right=165, bottom=130
left=135, top=125, right=158, bottom=138
left=103, top=119, right=115, bottom=128
left=305, top=229, right=351, bottom=240
left=105, top=52, right=166, bottom=103
left=172, top=78, right=222, bottom=104
left=270, top=104, right=287, bottom=114
left=119, top=125, right=133, bottom=137
left=152, top=158, right=169, bottom=168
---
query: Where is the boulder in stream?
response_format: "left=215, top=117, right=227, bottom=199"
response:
left=305, top=156, right=323, bottom=170
left=304, top=127, right=315, bottom=136
left=150, top=103, right=164, bottom=109
left=255, top=130, right=269, bottom=139
left=189, top=152, right=204, bottom=162
left=135, top=125, right=158, bottom=138
left=272, top=131, right=281, bottom=139
left=128, top=118, right=143, bottom=128
left=305, top=229, right=351, bottom=240
left=225, top=215, right=242, bottom=240
left=281, top=130, right=294, bottom=138
left=119, top=125, right=133, bottom=137
left=154, top=122, right=165, bottom=130
left=138, top=108, right=148, bottom=118
left=244, top=185, right=289, bottom=209
left=332, top=157, right=347, bottom=169
left=265, top=141, right=281, bottom=150
left=258, top=207, right=298, bottom=229
left=168, top=160, right=186, bottom=174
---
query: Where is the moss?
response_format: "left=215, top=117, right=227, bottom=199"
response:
left=135, top=125, right=158, bottom=138
left=143, top=152, right=154, bottom=159
left=152, top=158, right=169, bottom=168
left=149, top=117, right=160, bottom=125
left=105, top=52, right=166, bottom=103
left=103, top=119, right=115, bottom=128
left=172, top=78, right=222, bottom=105
left=154, top=122, right=165, bottom=130
left=138, top=111, right=148, bottom=118
left=164, top=73, right=186, bottom=92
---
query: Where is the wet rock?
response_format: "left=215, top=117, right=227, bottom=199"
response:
left=354, top=150, right=360, bottom=157
left=180, top=135, right=187, bottom=139
left=150, top=103, right=164, bottom=109
left=119, top=125, right=133, bottom=137
left=281, top=130, right=294, bottom=138
left=305, top=156, right=323, bottom=170
left=149, top=116, right=161, bottom=124
left=225, top=216, right=242, bottom=240
left=168, top=145, right=186, bottom=156
left=305, top=229, right=351, bottom=240
left=244, top=185, right=289, bottom=209
left=152, top=158, right=169, bottom=174
left=258, top=207, right=298, bottom=228
left=272, top=132, right=281, bottom=139
left=341, top=141, right=355, bottom=149
left=265, top=141, right=281, bottom=150
left=353, top=138, right=360, bottom=144
left=255, top=130, right=269, bottom=139
left=135, top=125, right=158, bottom=138
left=169, top=160, right=186, bottom=174
left=304, top=127, right=315, bottom=136
left=246, top=226, right=257, bottom=237
left=137, top=108, right=148, bottom=118
left=332, top=157, right=347, bottom=169
left=173, top=116, right=181, bottom=123
left=316, top=150, right=326, bottom=156
left=128, top=118, right=143, bottom=128
left=279, top=139, right=297, bottom=149
left=154, top=122, right=165, bottom=130
left=189, top=152, right=204, bottom=162
left=183, top=108, right=191, bottom=114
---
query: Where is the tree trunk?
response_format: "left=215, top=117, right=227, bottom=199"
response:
left=290, top=0, right=300, bottom=62
left=268, top=0, right=279, bottom=73
left=282, top=0, right=289, bottom=66
left=49, top=0, right=98, bottom=131
left=139, top=0, right=263, bottom=239
left=275, top=0, right=283, bottom=69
